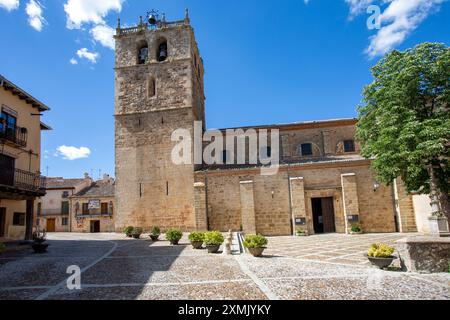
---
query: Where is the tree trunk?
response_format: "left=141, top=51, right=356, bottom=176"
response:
left=428, top=164, right=443, bottom=217
left=440, top=193, right=450, bottom=222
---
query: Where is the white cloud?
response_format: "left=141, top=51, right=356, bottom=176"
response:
left=345, top=0, right=376, bottom=18
left=90, top=24, right=115, bottom=49
left=76, top=48, right=99, bottom=63
left=366, top=0, right=446, bottom=57
left=25, top=0, right=45, bottom=31
left=0, top=0, right=19, bottom=11
left=64, top=0, right=123, bottom=29
left=307, top=0, right=447, bottom=57
left=70, top=58, right=78, bottom=65
left=57, top=145, right=91, bottom=160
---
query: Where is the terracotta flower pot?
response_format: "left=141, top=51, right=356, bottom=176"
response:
left=367, top=255, right=396, bottom=269
left=206, top=244, right=220, bottom=253
left=32, top=243, right=49, bottom=254
left=191, top=241, right=203, bottom=249
left=248, top=247, right=265, bottom=257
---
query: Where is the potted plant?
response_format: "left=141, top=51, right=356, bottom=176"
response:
left=166, top=228, right=183, bottom=245
left=367, top=243, right=396, bottom=269
left=243, top=234, right=268, bottom=257
left=350, top=223, right=363, bottom=235
left=188, top=232, right=204, bottom=249
left=296, top=229, right=308, bottom=236
left=124, top=226, right=134, bottom=238
left=149, top=226, right=161, bottom=241
left=32, top=228, right=49, bottom=254
left=204, top=231, right=224, bottom=254
left=131, top=227, right=143, bottom=239
left=0, top=242, right=5, bottom=254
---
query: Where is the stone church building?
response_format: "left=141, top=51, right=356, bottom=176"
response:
left=114, top=11, right=418, bottom=236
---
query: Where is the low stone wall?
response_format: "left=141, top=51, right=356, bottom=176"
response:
left=396, top=236, right=450, bottom=273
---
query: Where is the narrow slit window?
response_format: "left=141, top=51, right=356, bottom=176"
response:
left=148, top=78, right=156, bottom=97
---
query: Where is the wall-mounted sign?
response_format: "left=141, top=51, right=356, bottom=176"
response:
left=295, top=218, right=307, bottom=226
left=347, top=215, right=359, bottom=222
left=88, top=200, right=100, bottom=210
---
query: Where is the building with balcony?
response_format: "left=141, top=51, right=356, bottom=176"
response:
left=37, top=175, right=92, bottom=232
left=70, top=175, right=115, bottom=233
left=0, top=75, right=51, bottom=240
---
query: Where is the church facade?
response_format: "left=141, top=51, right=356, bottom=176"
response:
left=114, top=11, right=418, bottom=236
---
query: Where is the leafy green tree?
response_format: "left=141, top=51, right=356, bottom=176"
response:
left=356, top=43, right=450, bottom=220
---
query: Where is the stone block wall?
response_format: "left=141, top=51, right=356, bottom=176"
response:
left=196, top=161, right=406, bottom=236
left=115, top=108, right=198, bottom=232
left=239, top=181, right=256, bottom=234
left=115, top=22, right=205, bottom=233
left=289, top=177, right=306, bottom=232
left=341, top=173, right=360, bottom=233
left=395, top=179, right=418, bottom=233
left=194, top=182, right=208, bottom=230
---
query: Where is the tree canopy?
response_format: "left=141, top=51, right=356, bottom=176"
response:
left=356, top=43, right=449, bottom=205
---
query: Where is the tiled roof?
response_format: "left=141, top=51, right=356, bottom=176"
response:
left=46, top=178, right=86, bottom=189
left=196, top=155, right=369, bottom=173
left=73, top=180, right=115, bottom=198
left=215, top=118, right=357, bottom=132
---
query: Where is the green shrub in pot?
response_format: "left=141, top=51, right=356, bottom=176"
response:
left=243, top=234, right=268, bottom=257
left=204, top=231, right=224, bottom=253
left=166, top=228, right=183, bottom=245
left=149, top=226, right=161, bottom=241
left=124, top=226, right=134, bottom=237
left=367, top=243, right=396, bottom=269
left=132, top=227, right=143, bottom=239
left=188, top=232, right=205, bottom=249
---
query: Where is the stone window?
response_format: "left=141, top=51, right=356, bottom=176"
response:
left=13, top=212, right=25, bottom=226
left=62, top=217, right=68, bottom=226
left=148, top=77, right=156, bottom=98
left=344, top=140, right=355, bottom=153
left=137, top=42, right=148, bottom=64
left=157, top=39, right=168, bottom=62
left=300, top=143, right=313, bottom=156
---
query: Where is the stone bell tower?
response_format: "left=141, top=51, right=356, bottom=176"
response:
left=114, top=10, right=205, bottom=231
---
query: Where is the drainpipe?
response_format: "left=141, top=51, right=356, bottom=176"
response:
left=287, top=163, right=295, bottom=236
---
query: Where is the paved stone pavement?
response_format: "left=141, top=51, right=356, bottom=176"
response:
left=0, top=233, right=448, bottom=300
left=264, top=233, right=407, bottom=266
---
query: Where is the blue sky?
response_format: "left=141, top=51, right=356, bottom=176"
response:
left=0, top=0, right=449, bottom=179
